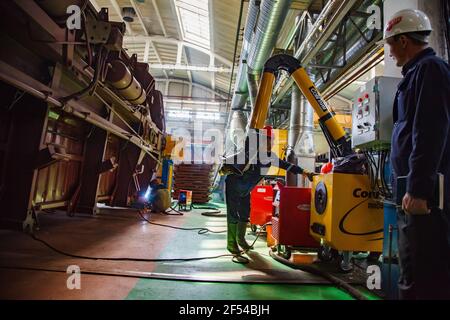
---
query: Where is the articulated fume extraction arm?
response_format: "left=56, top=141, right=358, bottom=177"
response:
left=248, top=54, right=353, bottom=158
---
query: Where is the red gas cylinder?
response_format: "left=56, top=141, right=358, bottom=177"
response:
left=250, top=185, right=274, bottom=226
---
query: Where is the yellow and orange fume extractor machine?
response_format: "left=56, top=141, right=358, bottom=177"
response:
left=247, top=54, right=384, bottom=271
left=310, top=173, right=384, bottom=252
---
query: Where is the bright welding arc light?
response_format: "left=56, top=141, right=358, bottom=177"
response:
left=144, top=186, right=151, bottom=200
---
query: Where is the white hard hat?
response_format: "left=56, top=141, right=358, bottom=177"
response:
left=382, top=9, right=432, bottom=42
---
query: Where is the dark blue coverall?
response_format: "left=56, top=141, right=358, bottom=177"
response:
left=390, top=47, right=450, bottom=299
left=225, top=146, right=304, bottom=224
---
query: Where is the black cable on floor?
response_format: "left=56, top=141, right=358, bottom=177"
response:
left=249, top=223, right=269, bottom=248
left=72, top=208, right=225, bottom=234
left=0, top=264, right=333, bottom=285
left=30, top=233, right=237, bottom=263
left=137, top=210, right=226, bottom=235
left=228, top=223, right=268, bottom=264
left=269, top=251, right=368, bottom=300
left=192, top=204, right=220, bottom=210
left=201, top=211, right=226, bottom=217
left=26, top=212, right=269, bottom=265
left=162, top=206, right=184, bottom=216
left=157, top=202, right=225, bottom=217
left=29, top=221, right=269, bottom=265
left=191, top=204, right=224, bottom=217
left=351, top=259, right=367, bottom=271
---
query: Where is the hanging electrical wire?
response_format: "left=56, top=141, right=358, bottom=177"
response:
left=60, top=45, right=107, bottom=103
left=363, top=149, right=393, bottom=201
left=5, top=90, right=26, bottom=111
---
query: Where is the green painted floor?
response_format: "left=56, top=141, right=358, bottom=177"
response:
left=126, top=279, right=354, bottom=300
left=125, top=203, right=380, bottom=300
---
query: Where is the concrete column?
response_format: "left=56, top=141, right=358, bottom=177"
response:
left=417, top=0, right=448, bottom=60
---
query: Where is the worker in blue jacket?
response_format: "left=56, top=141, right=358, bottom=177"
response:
left=220, top=125, right=315, bottom=255
left=383, top=9, right=450, bottom=299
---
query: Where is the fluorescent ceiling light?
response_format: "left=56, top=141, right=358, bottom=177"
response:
left=164, top=99, right=222, bottom=106
left=195, top=112, right=220, bottom=120
left=167, top=111, right=191, bottom=119
left=167, top=110, right=222, bottom=121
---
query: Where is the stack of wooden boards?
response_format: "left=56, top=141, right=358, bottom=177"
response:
left=172, top=163, right=215, bottom=203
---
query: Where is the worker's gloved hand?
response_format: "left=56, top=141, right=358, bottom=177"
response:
left=304, top=171, right=318, bottom=182
left=290, top=166, right=317, bottom=182
left=219, top=164, right=238, bottom=176
left=289, top=165, right=304, bottom=175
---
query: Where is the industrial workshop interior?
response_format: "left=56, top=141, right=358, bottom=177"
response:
left=0, top=0, right=450, bottom=306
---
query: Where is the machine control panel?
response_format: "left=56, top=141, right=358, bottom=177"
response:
left=351, top=76, right=401, bottom=149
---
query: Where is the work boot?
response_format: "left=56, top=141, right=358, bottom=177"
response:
left=227, top=222, right=240, bottom=254
left=236, top=222, right=254, bottom=251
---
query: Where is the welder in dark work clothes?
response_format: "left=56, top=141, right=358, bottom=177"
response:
left=220, top=125, right=315, bottom=254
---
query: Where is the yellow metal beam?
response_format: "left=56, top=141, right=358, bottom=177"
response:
left=291, top=67, right=347, bottom=142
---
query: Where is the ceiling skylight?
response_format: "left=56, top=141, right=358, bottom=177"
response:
left=175, top=0, right=210, bottom=49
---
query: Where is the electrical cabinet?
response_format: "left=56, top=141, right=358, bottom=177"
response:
left=351, top=76, right=401, bottom=149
